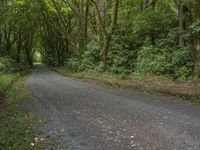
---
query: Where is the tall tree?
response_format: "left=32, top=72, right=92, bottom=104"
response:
left=193, top=0, right=200, bottom=77
left=92, top=0, right=119, bottom=67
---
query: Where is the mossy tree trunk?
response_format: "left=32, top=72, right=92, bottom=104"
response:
left=92, top=0, right=119, bottom=68
left=193, top=0, right=200, bottom=78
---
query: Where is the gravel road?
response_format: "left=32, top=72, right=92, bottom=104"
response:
left=25, top=64, right=200, bottom=150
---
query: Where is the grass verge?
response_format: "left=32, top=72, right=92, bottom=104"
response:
left=52, top=67, right=200, bottom=105
left=0, top=75, right=43, bottom=150
left=0, top=74, right=18, bottom=93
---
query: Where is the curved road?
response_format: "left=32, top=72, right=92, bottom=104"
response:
left=26, top=64, right=200, bottom=150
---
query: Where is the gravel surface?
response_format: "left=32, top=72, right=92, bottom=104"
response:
left=25, top=64, right=200, bottom=150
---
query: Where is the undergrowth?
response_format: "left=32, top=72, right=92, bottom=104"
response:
left=0, top=76, right=43, bottom=150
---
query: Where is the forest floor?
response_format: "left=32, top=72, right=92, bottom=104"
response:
left=24, top=64, right=200, bottom=150
left=52, top=67, right=200, bottom=105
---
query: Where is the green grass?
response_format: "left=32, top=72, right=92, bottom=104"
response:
left=0, top=74, right=60, bottom=150
left=4, top=75, right=26, bottom=105
left=0, top=74, right=17, bottom=93
left=0, top=110, right=41, bottom=150
left=0, top=76, right=43, bottom=150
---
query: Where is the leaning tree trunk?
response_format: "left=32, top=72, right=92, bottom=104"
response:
left=101, top=0, right=119, bottom=68
left=193, top=0, right=200, bottom=78
left=91, top=0, right=119, bottom=68
left=178, top=2, right=185, bottom=48
left=193, top=34, right=200, bottom=77
left=85, top=0, right=90, bottom=45
left=150, top=0, right=156, bottom=46
left=76, top=22, right=81, bottom=58
left=102, top=33, right=112, bottom=67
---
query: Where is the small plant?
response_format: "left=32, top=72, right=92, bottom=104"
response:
left=0, top=77, right=43, bottom=150
left=0, top=57, right=28, bottom=73
left=135, top=46, right=193, bottom=81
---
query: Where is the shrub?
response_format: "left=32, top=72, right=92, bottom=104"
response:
left=0, top=57, right=14, bottom=72
left=46, top=57, right=58, bottom=67
left=135, top=46, right=193, bottom=80
left=106, top=35, right=137, bottom=75
left=0, top=57, right=28, bottom=73
left=66, top=40, right=101, bottom=72
left=136, top=46, right=172, bottom=75
left=66, top=58, right=81, bottom=72
left=85, top=40, right=101, bottom=63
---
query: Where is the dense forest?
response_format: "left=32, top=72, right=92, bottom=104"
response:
left=0, top=0, right=200, bottom=81
left=1, top=0, right=200, bottom=149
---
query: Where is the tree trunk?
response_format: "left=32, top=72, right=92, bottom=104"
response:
left=95, top=0, right=105, bottom=42
left=102, top=33, right=112, bottom=68
left=140, top=1, right=143, bottom=11
left=95, top=1, right=101, bottom=41
left=178, top=2, right=185, bottom=48
left=76, top=21, right=81, bottom=58
left=192, top=0, right=200, bottom=78
left=101, top=0, right=119, bottom=68
left=85, top=0, right=90, bottom=45
left=151, top=1, right=156, bottom=46
left=193, top=34, right=200, bottom=77
left=26, top=49, right=33, bottom=68
left=91, top=0, right=119, bottom=67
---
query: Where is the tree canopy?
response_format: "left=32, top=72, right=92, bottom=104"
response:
left=0, top=0, right=200, bottom=80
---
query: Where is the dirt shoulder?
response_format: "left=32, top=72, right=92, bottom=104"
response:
left=52, top=67, right=200, bottom=105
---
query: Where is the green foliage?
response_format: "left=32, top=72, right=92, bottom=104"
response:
left=189, top=19, right=200, bottom=35
left=85, top=40, right=101, bottom=63
left=132, top=10, right=178, bottom=38
left=107, top=35, right=136, bottom=75
left=0, top=57, right=28, bottom=73
left=0, top=74, right=16, bottom=93
left=66, top=58, right=81, bottom=72
left=136, top=46, right=172, bottom=75
left=44, top=57, right=57, bottom=66
left=66, top=40, right=103, bottom=72
left=156, top=27, right=179, bottom=48
left=0, top=111, right=38, bottom=150
left=135, top=46, right=193, bottom=80
left=65, top=36, right=194, bottom=81
left=1, top=0, right=198, bottom=82
left=0, top=77, right=42, bottom=150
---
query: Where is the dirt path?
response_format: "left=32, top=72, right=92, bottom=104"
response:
left=25, top=64, right=200, bottom=150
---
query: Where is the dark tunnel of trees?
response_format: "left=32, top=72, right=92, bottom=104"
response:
left=0, top=0, right=200, bottom=81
